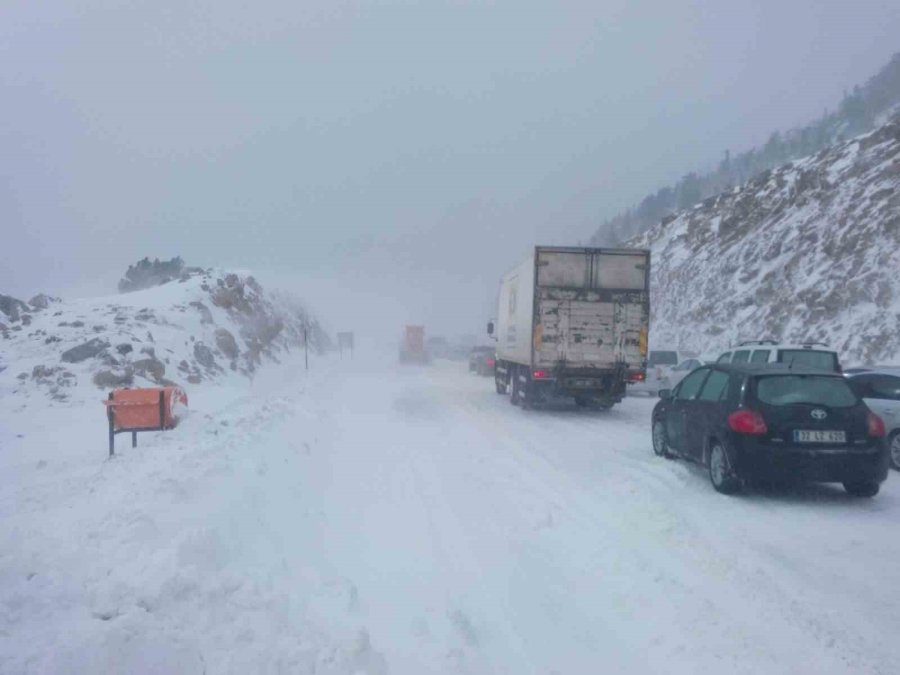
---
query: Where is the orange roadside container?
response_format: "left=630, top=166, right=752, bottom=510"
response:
left=103, top=387, right=188, bottom=456
left=105, top=386, right=188, bottom=430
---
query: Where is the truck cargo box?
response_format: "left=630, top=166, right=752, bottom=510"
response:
left=492, top=246, right=650, bottom=408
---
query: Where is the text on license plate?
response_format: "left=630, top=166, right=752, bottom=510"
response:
left=793, top=430, right=846, bottom=443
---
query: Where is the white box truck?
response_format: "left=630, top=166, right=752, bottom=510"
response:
left=488, top=246, right=650, bottom=409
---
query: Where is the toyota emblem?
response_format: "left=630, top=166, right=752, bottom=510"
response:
left=811, top=409, right=827, bottom=420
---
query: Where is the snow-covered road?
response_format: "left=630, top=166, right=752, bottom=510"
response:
left=2, top=355, right=899, bottom=674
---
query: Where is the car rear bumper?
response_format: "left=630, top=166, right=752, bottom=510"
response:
left=731, top=441, right=889, bottom=484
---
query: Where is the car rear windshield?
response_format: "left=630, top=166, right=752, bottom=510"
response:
left=777, top=349, right=837, bottom=371
left=755, top=375, right=858, bottom=408
left=649, top=351, right=678, bottom=366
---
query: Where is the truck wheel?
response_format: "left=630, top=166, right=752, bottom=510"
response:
left=518, top=370, right=534, bottom=409
left=510, top=367, right=520, bottom=406
left=495, top=373, right=507, bottom=394
left=511, top=367, right=533, bottom=408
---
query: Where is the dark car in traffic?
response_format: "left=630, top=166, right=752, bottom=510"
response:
left=651, top=363, right=888, bottom=496
left=468, top=346, right=496, bottom=376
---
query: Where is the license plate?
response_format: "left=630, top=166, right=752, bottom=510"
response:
left=793, top=430, right=846, bottom=443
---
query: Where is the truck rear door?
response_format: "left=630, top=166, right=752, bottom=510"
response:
left=534, top=249, right=648, bottom=371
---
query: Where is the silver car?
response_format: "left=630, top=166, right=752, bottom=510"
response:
left=666, top=358, right=705, bottom=389
left=629, top=350, right=681, bottom=396
left=847, top=369, right=900, bottom=470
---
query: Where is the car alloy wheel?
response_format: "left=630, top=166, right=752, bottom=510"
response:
left=652, top=420, right=671, bottom=458
left=708, top=442, right=740, bottom=494
left=890, top=431, right=900, bottom=471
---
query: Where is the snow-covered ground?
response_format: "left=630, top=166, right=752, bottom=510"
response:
left=2, top=350, right=899, bottom=674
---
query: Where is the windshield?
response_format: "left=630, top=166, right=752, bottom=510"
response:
left=778, top=349, right=838, bottom=371
left=755, top=375, right=858, bottom=407
left=649, top=351, right=678, bottom=366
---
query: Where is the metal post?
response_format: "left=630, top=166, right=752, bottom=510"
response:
left=132, top=431, right=137, bottom=448
left=159, top=390, right=166, bottom=431
left=304, top=325, right=309, bottom=371
left=108, top=392, right=115, bottom=458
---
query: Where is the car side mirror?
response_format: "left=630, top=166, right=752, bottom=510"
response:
left=659, top=389, right=673, bottom=400
left=487, top=321, right=494, bottom=335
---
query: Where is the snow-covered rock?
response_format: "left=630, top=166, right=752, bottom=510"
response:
left=633, top=114, right=900, bottom=365
left=0, top=266, right=328, bottom=406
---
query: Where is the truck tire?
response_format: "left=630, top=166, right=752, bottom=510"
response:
left=518, top=369, right=534, bottom=409
left=510, top=366, right=521, bottom=406
left=495, top=372, right=507, bottom=394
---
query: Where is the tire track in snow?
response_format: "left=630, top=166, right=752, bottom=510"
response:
left=425, top=366, right=895, bottom=674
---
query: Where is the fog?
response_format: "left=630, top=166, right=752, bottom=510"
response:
left=3, top=0, right=899, bottom=339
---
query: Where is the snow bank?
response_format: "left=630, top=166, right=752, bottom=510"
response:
left=0, top=268, right=328, bottom=409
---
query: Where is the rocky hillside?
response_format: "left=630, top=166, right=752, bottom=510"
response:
left=633, top=113, right=900, bottom=366
left=0, top=266, right=328, bottom=405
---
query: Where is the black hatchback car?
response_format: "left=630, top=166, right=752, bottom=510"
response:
left=651, top=363, right=889, bottom=496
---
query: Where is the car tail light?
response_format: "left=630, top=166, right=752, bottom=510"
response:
left=727, top=409, right=768, bottom=435
left=485, top=358, right=495, bottom=367
left=533, top=370, right=549, bottom=379
left=867, top=412, right=886, bottom=438
left=630, top=372, right=645, bottom=382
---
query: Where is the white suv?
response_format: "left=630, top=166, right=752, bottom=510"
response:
left=716, top=341, right=841, bottom=372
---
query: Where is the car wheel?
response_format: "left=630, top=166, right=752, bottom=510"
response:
left=652, top=419, right=673, bottom=459
left=843, top=481, right=880, bottom=498
left=889, top=431, right=900, bottom=471
left=495, top=373, right=507, bottom=395
left=708, top=442, right=740, bottom=494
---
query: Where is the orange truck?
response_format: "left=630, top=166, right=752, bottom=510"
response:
left=399, top=325, right=428, bottom=364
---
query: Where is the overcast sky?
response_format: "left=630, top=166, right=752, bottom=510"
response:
left=2, top=0, right=899, bottom=337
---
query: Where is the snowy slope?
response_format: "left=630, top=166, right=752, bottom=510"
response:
left=633, top=114, right=900, bottom=364
left=0, top=268, right=326, bottom=409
